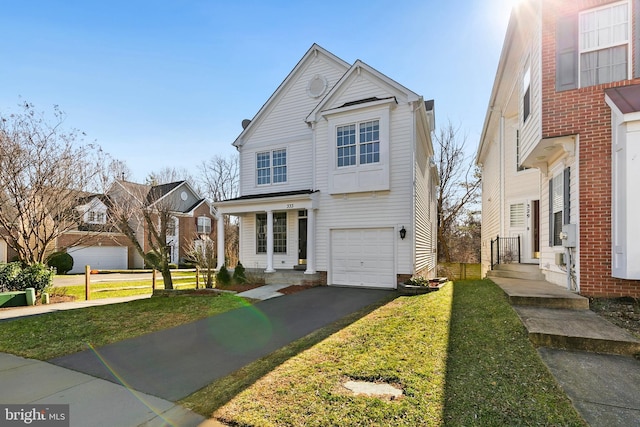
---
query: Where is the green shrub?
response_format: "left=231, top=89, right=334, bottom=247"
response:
left=216, top=265, right=232, bottom=287
left=233, top=261, right=246, bottom=283
left=0, top=262, right=22, bottom=291
left=168, top=263, right=178, bottom=269
left=0, top=263, right=53, bottom=294
left=46, top=251, right=74, bottom=275
left=15, top=264, right=54, bottom=294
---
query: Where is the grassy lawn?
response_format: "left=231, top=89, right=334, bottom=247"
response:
left=52, top=272, right=206, bottom=299
left=191, top=280, right=584, bottom=426
left=0, top=293, right=249, bottom=360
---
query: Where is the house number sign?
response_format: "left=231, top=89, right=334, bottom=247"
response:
left=286, top=203, right=294, bottom=209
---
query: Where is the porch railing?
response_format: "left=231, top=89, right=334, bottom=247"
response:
left=490, top=235, right=521, bottom=269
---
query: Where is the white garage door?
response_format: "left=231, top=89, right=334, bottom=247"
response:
left=67, top=246, right=128, bottom=273
left=331, top=228, right=395, bottom=288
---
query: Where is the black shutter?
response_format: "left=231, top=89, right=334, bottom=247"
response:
left=549, top=179, right=554, bottom=246
left=564, top=167, right=571, bottom=224
left=635, top=0, right=640, bottom=78
left=556, top=15, right=579, bottom=91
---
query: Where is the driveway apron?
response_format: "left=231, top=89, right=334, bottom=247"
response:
left=50, top=286, right=393, bottom=401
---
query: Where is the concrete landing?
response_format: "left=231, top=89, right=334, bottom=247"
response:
left=491, top=276, right=589, bottom=309
left=515, top=306, right=640, bottom=356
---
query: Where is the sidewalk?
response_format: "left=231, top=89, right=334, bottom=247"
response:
left=491, top=276, right=640, bottom=427
left=0, top=294, right=152, bottom=321
left=0, top=352, right=205, bottom=427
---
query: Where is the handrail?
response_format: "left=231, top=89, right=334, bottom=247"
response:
left=490, top=235, right=521, bottom=269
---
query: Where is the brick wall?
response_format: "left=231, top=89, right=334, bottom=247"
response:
left=541, top=0, right=640, bottom=297
left=178, top=203, right=216, bottom=261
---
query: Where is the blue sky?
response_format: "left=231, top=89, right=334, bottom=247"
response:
left=1, top=0, right=513, bottom=182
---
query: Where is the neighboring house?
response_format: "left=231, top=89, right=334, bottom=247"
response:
left=214, top=44, right=438, bottom=289
left=477, top=0, right=640, bottom=297
left=58, top=180, right=216, bottom=273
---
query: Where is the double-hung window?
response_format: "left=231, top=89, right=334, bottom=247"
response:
left=337, top=120, right=380, bottom=167
left=580, top=1, right=629, bottom=86
left=86, top=210, right=106, bottom=224
left=256, top=149, right=287, bottom=185
left=197, top=216, right=211, bottom=234
left=549, top=168, right=570, bottom=246
left=256, top=212, right=287, bottom=254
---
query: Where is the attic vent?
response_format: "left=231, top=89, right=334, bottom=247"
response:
left=307, top=74, right=328, bottom=98
left=241, top=119, right=251, bottom=129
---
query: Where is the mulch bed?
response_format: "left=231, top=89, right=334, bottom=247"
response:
left=590, top=297, right=640, bottom=338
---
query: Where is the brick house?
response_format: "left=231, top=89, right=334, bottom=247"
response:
left=58, top=180, right=215, bottom=273
left=477, top=0, right=640, bottom=297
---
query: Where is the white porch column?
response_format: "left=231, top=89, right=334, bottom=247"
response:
left=305, top=208, right=316, bottom=274
left=265, top=210, right=275, bottom=273
left=216, top=212, right=225, bottom=270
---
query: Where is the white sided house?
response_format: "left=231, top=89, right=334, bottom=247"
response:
left=214, top=44, right=438, bottom=289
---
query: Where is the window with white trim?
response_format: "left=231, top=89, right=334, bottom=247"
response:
left=86, top=210, right=106, bottom=224
left=580, top=1, right=629, bottom=86
left=197, top=216, right=211, bottom=234
left=256, top=149, right=287, bottom=185
left=337, top=119, right=380, bottom=167
left=256, top=212, right=287, bottom=254
left=510, top=203, right=526, bottom=228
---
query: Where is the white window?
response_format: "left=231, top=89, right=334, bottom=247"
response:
left=580, top=1, right=630, bottom=86
left=256, top=149, right=287, bottom=185
left=510, top=203, right=526, bottom=228
left=166, top=218, right=177, bottom=236
left=337, top=120, right=380, bottom=167
left=197, top=216, right=211, bottom=234
left=256, top=212, right=286, bottom=254
left=86, top=210, right=106, bottom=224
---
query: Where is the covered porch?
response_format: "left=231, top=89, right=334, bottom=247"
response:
left=214, top=190, right=319, bottom=275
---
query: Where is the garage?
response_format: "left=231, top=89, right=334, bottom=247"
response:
left=67, top=246, right=128, bottom=273
left=330, top=228, right=395, bottom=288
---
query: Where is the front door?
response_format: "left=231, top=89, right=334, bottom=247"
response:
left=298, top=210, right=307, bottom=265
left=532, top=200, right=540, bottom=259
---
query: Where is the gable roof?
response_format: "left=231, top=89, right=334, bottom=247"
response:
left=305, top=59, right=421, bottom=124
left=232, top=43, right=350, bottom=148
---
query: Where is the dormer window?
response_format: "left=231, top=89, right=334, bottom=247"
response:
left=86, top=210, right=106, bottom=224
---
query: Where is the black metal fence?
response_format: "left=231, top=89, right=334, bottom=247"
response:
left=490, top=235, right=521, bottom=269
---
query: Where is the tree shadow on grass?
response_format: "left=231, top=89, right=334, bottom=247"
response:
left=179, top=292, right=399, bottom=417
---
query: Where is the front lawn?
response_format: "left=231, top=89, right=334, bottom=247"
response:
left=200, top=280, right=584, bottom=426
left=0, top=293, right=249, bottom=360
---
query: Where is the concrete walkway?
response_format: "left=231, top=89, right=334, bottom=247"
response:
left=490, top=276, right=640, bottom=427
left=0, top=352, right=205, bottom=427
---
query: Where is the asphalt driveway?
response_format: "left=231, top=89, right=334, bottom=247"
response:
left=50, top=286, right=394, bottom=401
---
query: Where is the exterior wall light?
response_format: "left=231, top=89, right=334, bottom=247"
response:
left=399, top=226, right=406, bottom=240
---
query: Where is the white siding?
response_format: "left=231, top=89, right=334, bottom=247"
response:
left=414, top=123, right=436, bottom=276
left=239, top=56, right=347, bottom=196
left=238, top=210, right=299, bottom=269
left=520, top=3, right=544, bottom=162
left=314, top=99, right=415, bottom=278
left=480, top=137, right=502, bottom=276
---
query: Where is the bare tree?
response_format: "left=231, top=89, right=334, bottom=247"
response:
left=198, top=154, right=240, bottom=267
left=107, top=180, right=180, bottom=289
left=435, top=120, right=481, bottom=263
left=184, top=238, right=216, bottom=288
left=146, top=167, right=201, bottom=192
left=0, top=102, right=107, bottom=264
left=198, top=154, right=239, bottom=202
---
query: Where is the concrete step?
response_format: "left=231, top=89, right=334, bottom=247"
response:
left=514, top=306, right=640, bottom=356
left=491, top=276, right=589, bottom=310
left=258, top=269, right=323, bottom=286
left=487, top=264, right=546, bottom=281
